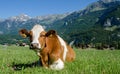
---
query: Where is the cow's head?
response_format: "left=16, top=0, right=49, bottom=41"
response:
left=19, top=25, right=45, bottom=50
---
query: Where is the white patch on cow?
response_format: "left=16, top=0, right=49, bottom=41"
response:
left=31, top=24, right=44, bottom=48
left=50, top=58, right=64, bottom=70
left=37, top=51, right=41, bottom=56
left=57, top=36, right=68, bottom=61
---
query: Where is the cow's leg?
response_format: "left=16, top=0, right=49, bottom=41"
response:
left=49, top=58, right=64, bottom=70
left=40, top=53, right=49, bottom=68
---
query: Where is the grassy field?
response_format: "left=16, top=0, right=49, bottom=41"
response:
left=0, top=45, right=120, bottom=74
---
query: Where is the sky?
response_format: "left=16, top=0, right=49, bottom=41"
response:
left=0, top=0, right=98, bottom=18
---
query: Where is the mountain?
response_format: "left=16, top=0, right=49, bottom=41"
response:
left=51, top=0, right=120, bottom=34
left=75, top=0, right=120, bottom=15
left=0, top=0, right=120, bottom=49
left=8, top=14, right=31, bottom=22
left=33, top=13, right=70, bottom=24
left=0, top=13, right=69, bottom=34
left=0, top=0, right=119, bottom=35
left=97, top=5, right=120, bottom=27
left=49, top=0, right=120, bottom=48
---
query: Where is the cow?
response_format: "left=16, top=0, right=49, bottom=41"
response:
left=19, top=24, right=75, bottom=70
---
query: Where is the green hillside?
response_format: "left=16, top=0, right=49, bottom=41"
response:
left=50, top=4, right=120, bottom=49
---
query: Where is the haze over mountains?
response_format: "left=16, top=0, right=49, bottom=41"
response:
left=0, top=0, right=120, bottom=48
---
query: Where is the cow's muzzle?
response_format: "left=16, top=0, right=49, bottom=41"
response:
left=30, top=43, right=39, bottom=49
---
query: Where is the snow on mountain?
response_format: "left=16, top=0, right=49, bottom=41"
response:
left=8, top=14, right=31, bottom=22
left=100, top=0, right=119, bottom=3
left=0, top=13, right=70, bottom=34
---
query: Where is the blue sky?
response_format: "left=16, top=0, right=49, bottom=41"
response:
left=0, top=0, right=97, bottom=18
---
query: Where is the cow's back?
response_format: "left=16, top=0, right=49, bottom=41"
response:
left=66, top=45, right=75, bottom=62
left=45, top=31, right=64, bottom=63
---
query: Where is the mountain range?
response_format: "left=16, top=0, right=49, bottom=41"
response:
left=0, top=13, right=70, bottom=34
left=0, top=0, right=120, bottom=48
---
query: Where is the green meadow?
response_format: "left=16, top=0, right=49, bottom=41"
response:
left=0, top=45, right=120, bottom=74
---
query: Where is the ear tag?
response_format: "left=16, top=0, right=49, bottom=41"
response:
left=50, top=34, right=52, bottom=37
left=22, top=34, right=27, bottom=38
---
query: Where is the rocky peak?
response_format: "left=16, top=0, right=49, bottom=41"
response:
left=8, top=14, right=31, bottom=22
left=84, top=0, right=120, bottom=13
left=100, top=0, right=119, bottom=3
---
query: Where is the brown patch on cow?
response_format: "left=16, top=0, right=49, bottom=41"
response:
left=45, top=30, right=57, bottom=37
left=19, top=29, right=30, bottom=38
left=66, top=45, right=76, bottom=62
left=39, top=31, right=46, bottom=49
left=39, top=30, right=64, bottom=68
left=19, top=29, right=34, bottom=43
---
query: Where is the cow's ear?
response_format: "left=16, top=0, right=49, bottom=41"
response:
left=40, top=31, right=46, bottom=37
left=46, top=30, right=56, bottom=37
left=19, top=29, right=29, bottom=38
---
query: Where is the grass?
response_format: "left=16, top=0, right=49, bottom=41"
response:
left=0, top=45, right=120, bottom=74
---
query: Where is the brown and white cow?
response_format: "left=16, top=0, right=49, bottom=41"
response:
left=19, top=24, right=75, bottom=70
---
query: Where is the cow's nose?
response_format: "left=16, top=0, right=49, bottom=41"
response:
left=30, top=43, right=39, bottom=49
